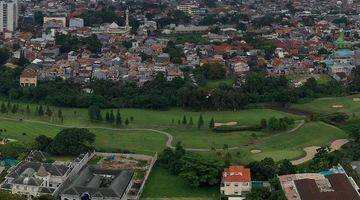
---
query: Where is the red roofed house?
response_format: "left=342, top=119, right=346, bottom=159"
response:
left=220, top=166, right=251, bottom=199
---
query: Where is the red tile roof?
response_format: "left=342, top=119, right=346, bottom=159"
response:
left=222, top=166, right=251, bottom=182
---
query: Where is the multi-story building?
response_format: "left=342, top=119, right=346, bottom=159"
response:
left=176, top=3, right=206, bottom=15
left=20, top=68, right=38, bottom=87
left=0, top=0, right=18, bottom=32
left=220, top=166, right=252, bottom=199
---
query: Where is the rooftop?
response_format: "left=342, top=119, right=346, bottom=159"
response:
left=222, top=166, right=251, bottom=183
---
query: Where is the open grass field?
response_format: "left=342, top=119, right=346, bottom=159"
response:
left=291, top=94, right=360, bottom=116
left=141, top=166, right=219, bottom=200
left=286, top=74, right=333, bottom=85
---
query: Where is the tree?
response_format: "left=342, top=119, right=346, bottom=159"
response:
left=88, top=105, right=102, bottom=122
left=278, top=159, right=296, bottom=175
left=125, top=118, right=129, bottom=125
left=209, top=117, right=215, bottom=128
left=260, top=118, right=267, bottom=129
left=182, top=115, right=187, bottom=125
left=57, top=109, right=63, bottom=119
left=16, top=51, right=30, bottom=66
left=1, top=102, right=7, bottom=113
left=180, top=155, right=222, bottom=187
left=115, top=110, right=122, bottom=125
left=247, top=157, right=277, bottom=181
left=35, top=135, right=53, bottom=151
left=0, top=191, right=26, bottom=200
left=109, top=110, right=115, bottom=123
left=38, top=105, right=44, bottom=116
left=197, top=114, right=204, bottom=129
left=189, top=117, right=193, bottom=126
left=34, top=11, right=44, bottom=26
left=47, top=128, right=95, bottom=156
left=105, top=112, right=110, bottom=122
left=0, top=48, right=10, bottom=66
left=11, top=104, right=18, bottom=114
left=45, top=106, right=52, bottom=117
left=26, top=105, right=31, bottom=115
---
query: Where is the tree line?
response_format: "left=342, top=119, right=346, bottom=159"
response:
left=1, top=62, right=359, bottom=111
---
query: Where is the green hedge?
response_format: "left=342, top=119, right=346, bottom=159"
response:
left=212, top=125, right=262, bottom=133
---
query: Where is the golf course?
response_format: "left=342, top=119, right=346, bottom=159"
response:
left=0, top=100, right=352, bottom=200
left=0, top=100, right=349, bottom=162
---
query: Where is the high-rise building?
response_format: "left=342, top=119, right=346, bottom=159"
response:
left=0, top=0, right=18, bottom=32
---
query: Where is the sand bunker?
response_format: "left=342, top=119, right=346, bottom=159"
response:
left=214, top=121, right=238, bottom=127
left=250, top=149, right=262, bottom=154
left=353, top=98, right=360, bottom=102
left=332, top=104, right=344, bottom=108
left=291, top=139, right=349, bottom=165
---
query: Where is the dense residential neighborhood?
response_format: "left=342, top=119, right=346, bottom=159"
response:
left=0, top=0, right=360, bottom=200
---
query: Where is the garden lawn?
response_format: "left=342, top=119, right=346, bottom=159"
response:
left=141, top=166, right=218, bottom=200
left=291, top=94, right=360, bottom=116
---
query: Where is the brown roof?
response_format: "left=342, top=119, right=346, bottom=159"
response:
left=20, top=68, right=37, bottom=78
left=295, top=174, right=360, bottom=200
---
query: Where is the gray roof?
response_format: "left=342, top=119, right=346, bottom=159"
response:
left=61, top=165, right=133, bottom=198
left=13, top=176, right=43, bottom=186
left=8, top=161, right=69, bottom=179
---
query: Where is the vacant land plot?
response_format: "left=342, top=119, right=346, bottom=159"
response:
left=141, top=166, right=219, bottom=200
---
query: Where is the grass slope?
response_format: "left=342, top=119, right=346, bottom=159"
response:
left=291, top=94, right=360, bottom=116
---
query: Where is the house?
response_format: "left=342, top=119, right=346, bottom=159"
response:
left=279, top=166, right=360, bottom=200
left=20, top=68, right=37, bottom=87
left=60, top=165, right=134, bottom=200
left=220, top=166, right=251, bottom=199
left=0, top=151, right=91, bottom=199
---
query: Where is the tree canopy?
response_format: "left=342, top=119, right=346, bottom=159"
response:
left=47, top=128, right=95, bottom=156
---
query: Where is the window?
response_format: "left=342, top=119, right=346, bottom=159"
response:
left=234, top=183, right=238, bottom=186
left=226, top=183, right=230, bottom=186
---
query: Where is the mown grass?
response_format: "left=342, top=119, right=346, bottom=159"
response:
left=291, top=94, right=360, bottom=116
left=141, top=166, right=219, bottom=200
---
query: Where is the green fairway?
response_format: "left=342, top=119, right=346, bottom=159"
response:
left=0, top=100, right=301, bottom=128
left=239, top=121, right=348, bottom=162
left=141, top=166, right=218, bottom=199
left=0, top=120, right=167, bottom=154
left=291, top=94, right=360, bottom=116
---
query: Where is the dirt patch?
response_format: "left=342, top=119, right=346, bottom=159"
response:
left=250, top=149, right=261, bottom=154
left=332, top=104, right=344, bottom=108
left=214, top=121, right=238, bottom=127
